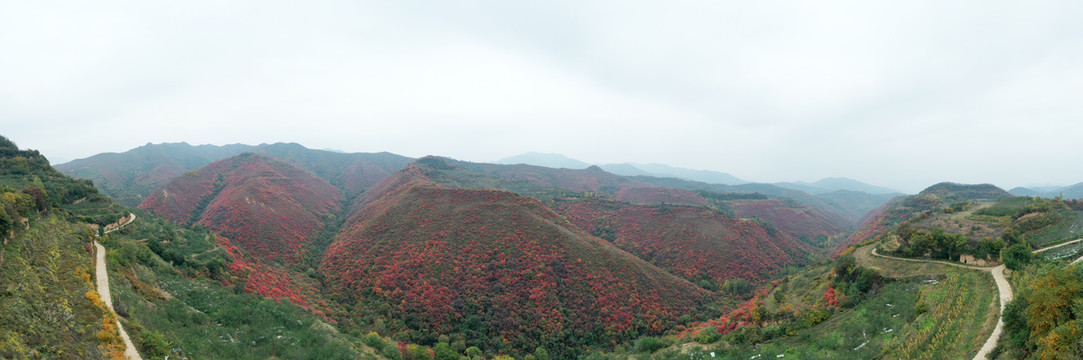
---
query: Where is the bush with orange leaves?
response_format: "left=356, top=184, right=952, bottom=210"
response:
left=85, top=290, right=127, bottom=360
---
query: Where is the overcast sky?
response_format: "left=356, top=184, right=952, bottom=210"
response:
left=2, top=1, right=1081, bottom=193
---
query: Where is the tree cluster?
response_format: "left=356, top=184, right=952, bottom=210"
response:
left=998, top=264, right=1083, bottom=359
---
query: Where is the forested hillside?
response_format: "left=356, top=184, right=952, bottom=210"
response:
left=321, top=162, right=713, bottom=358
left=1, top=135, right=379, bottom=359
left=39, top=137, right=1080, bottom=360
left=140, top=153, right=342, bottom=264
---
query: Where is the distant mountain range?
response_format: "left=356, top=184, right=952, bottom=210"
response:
left=54, top=142, right=411, bottom=206
left=496, top=152, right=748, bottom=185
left=53, top=142, right=255, bottom=206
left=1010, top=183, right=1083, bottom=200
left=774, top=177, right=900, bottom=195
left=56, top=147, right=902, bottom=231
left=495, top=152, right=593, bottom=169
left=497, top=152, right=901, bottom=194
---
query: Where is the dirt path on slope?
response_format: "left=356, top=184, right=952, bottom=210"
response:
left=1030, top=237, right=1083, bottom=266
left=103, top=212, right=136, bottom=235
left=95, top=241, right=143, bottom=360
left=1032, top=237, right=1083, bottom=253
left=869, top=248, right=1010, bottom=360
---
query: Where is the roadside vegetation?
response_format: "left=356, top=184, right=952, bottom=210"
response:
left=993, top=262, right=1083, bottom=359
left=0, top=135, right=128, bottom=358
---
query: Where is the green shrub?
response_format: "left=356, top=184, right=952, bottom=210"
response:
left=363, top=332, right=386, bottom=350
left=407, top=344, right=433, bottom=360
left=140, top=330, right=171, bottom=358
left=1002, top=243, right=1032, bottom=270
left=693, top=327, right=721, bottom=344
left=533, top=347, right=549, bottom=360
left=635, top=336, right=669, bottom=353
left=433, top=342, right=458, bottom=360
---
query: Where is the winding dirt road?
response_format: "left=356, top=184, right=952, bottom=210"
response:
left=94, top=213, right=142, bottom=359
left=95, top=241, right=143, bottom=360
left=103, top=213, right=136, bottom=235
left=870, top=248, right=1009, bottom=360
left=869, top=237, right=1083, bottom=359
left=1031, top=238, right=1083, bottom=253
left=1030, top=237, right=1083, bottom=265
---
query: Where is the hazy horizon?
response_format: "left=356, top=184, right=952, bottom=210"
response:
left=41, top=141, right=1073, bottom=194
left=4, top=1, right=1082, bottom=193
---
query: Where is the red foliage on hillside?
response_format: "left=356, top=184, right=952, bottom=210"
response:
left=216, top=236, right=336, bottom=320
left=615, top=187, right=708, bottom=206
left=218, top=237, right=310, bottom=307
left=683, top=289, right=768, bottom=337
left=141, top=154, right=341, bottom=263
left=139, top=161, right=231, bottom=224
left=725, top=200, right=847, bottom=243
left=552, top=198, right=813, bottom=286
left=321, top=166, right=710, bottom=353
left=824, top=286, right=838, bottom=307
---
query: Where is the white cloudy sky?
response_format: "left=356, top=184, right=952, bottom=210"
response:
left=2, top=1, right=1081, bottom=193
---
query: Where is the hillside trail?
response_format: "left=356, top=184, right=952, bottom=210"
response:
left=95, top=212, right=143, bottom=360
left=95, top=242, right=143, bottom=360
left=103, top=212, right=136, bottom=235
left=1029, top=237, right=1083, bottom=265
left=869, top=248, right=1008, bottom=360
left=1031, top=237, right=1083, bottom=253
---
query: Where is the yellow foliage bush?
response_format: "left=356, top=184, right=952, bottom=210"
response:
left=85, top=290, right=126, bottom=359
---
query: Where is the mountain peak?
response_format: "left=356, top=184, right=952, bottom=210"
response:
left=918, top=182, right=1012, bottom=202
left=496, top=152, right=591, bottom=169
left=600, top=163, right=746, bottom=185
left=777, top=177, right=900, bottom=195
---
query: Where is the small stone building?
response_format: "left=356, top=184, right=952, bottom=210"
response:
left=959, top=254, right=999, bottom=267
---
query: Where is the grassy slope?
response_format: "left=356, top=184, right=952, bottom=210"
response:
left=2, top=135, right=377, bottom=359
left=0, top=135, right=125, bottom=358
left=0, top=216, right=117, bottom=359
left=593, top=241, right=998, bottom=360
left=837, top=183, right=1017, bottom=255
left=749, top=268, right=994, bottom=360
left=100, top=223, right=368, bottom=360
